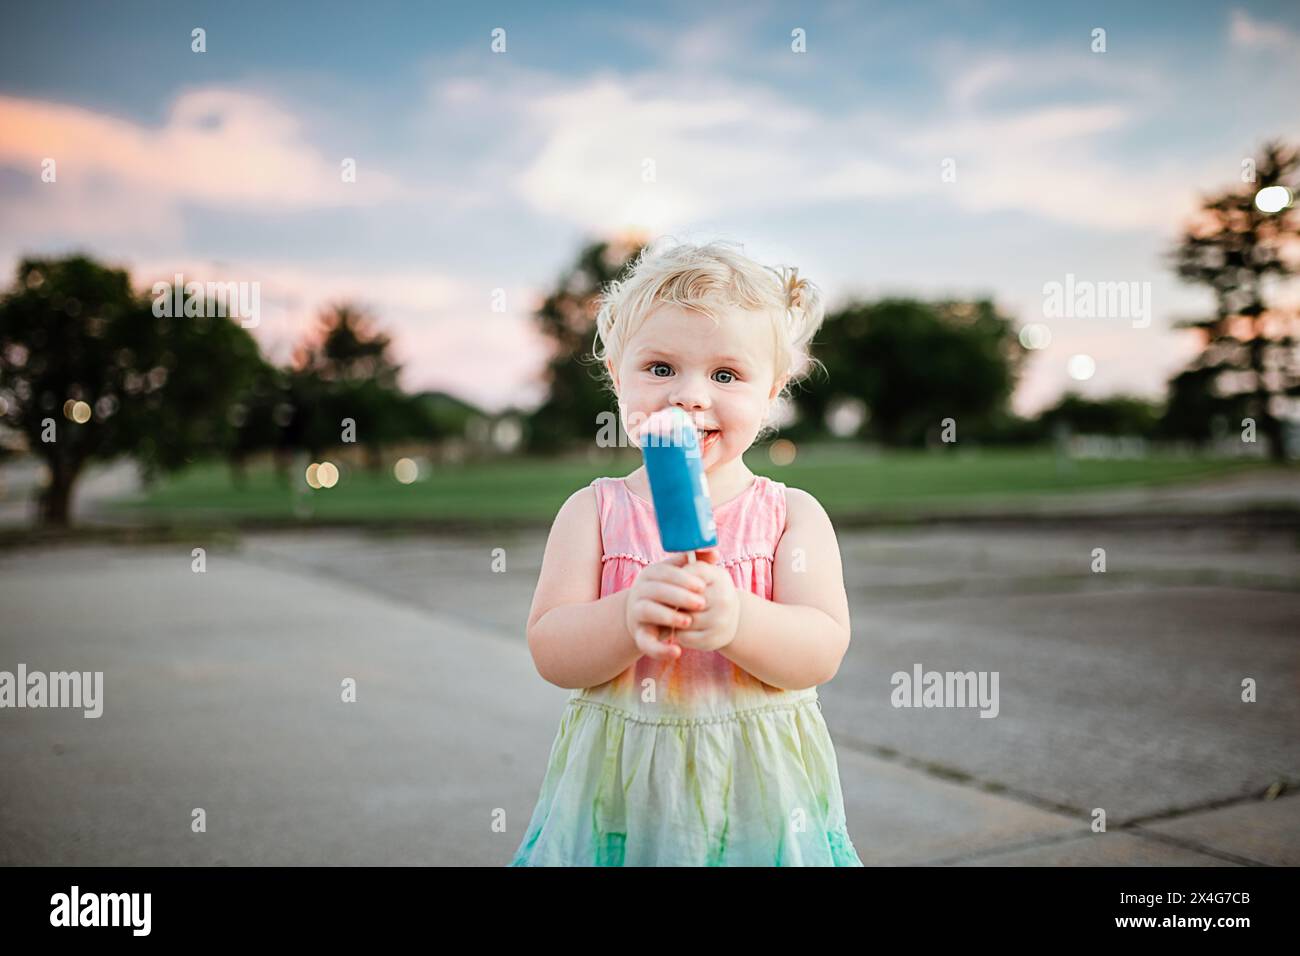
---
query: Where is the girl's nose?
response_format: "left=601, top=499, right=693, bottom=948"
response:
left=671, top=393, right=709, bottom=412
left=670, top=378, right=711, bottom=411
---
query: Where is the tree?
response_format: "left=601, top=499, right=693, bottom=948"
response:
left=800, top=298, right=1024, bottom=446
left=285, top=302, right=417, bottom=469
left=1166, top=139, right=1300, bottom=460
left=0, top=255, right=268, bottom=525
left=294, top=302, right=400, bottom=388
left=226, top=364, right=294, bottom=486
left=1036, top=392, right=1162, bottom=437
left=524, top=235, right=646, bottom=453
left=1158, top=366, right=1252, bottom=443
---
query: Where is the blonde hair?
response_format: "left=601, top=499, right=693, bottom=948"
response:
left=591, top=238, right=826, bottom=439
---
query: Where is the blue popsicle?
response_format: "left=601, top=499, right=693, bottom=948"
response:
left=638, top=407, right=718, bottom=554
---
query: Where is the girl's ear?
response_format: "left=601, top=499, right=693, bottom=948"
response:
left=606, top=359, right=619, bottom=388
left=768, top=374, right=789, bottom=401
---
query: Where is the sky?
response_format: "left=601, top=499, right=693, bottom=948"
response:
left=1, top=0, right=1298, bottom=415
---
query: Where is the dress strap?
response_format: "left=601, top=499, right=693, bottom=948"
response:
left=590, top=476, right=659, bottom=563
left=589, top=476, right=606, bottom=556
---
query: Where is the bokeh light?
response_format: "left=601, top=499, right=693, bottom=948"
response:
left=71, top=400, right=91, bottom=423
left=394, top=458, right=419, bottom=484
left=491, top=417, right=523, bottom=453
left=768, top=439, right=797, bottom=466
left=1067, top=354, right=1096, bottom=381
left=1254, top=185, right=1292, bottom=214
left=305, top=463, right=321, bottom=489
left=317, top=461, right=339, bottom=488
left=825, top=397, right=867, bottom=438
left=1019, top=323, right=1052, bottom=350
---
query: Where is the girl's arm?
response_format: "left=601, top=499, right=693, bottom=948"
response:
left=717, top=488, right=852, bottom=690
left=525, top=487, right=642, bottom=689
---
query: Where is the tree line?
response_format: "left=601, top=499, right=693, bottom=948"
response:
left=526, top=140, right=1299, bottom=460
left=1, top=141, right=1295, bottom=526
left=0, top=261, right=442, bottom=524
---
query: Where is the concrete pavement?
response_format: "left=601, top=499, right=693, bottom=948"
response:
left=1, top=520, right=1296, bottom=865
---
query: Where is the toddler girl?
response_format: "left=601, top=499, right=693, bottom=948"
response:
left=510, top=239, right=862, bottom=866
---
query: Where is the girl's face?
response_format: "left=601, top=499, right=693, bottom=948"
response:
left=608, top=302, right=787, bottom=470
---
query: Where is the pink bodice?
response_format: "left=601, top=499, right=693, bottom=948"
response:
left=572, top=474, right=819, bottom=721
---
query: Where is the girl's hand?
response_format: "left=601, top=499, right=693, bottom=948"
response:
left=625, top=551, right=709, bottom=662
left=671, top=549, right=740, bottom=652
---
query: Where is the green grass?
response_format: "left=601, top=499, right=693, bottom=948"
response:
left=106, top=445, right=1276, bottom=525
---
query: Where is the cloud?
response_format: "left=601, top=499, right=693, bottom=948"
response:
left=937, top=44, right=1167, bottom=111
left=120, top=254, right=550, bottom=412
left=498, top=59, right=1200, bottom=235
left=0, top=87, right=404, bottom=240
left=509, top=73, right=837, bottom=232
left=948, top=58, right=1020, bottom=110
left=1229, top=8, right=1300, bottom=51
left=898, top=103, right=1204, bottom=231
left=604, top=9, right=767, bottom=70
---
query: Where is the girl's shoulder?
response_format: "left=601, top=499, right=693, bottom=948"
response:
left=547, top=482, right=602, bottom=545
left=776, top=481, right=819, bottom=506
left=772, top=482, right=834, bottom=540
left=557, top=479, right=600, bottom=511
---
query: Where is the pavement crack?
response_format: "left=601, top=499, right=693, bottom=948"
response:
left=831, top=730, right=1086, bottom=819
left=832, top=731, right=1295, bottom=867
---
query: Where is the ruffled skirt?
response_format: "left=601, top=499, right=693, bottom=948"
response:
left=509, top=695, right=863, bottom=866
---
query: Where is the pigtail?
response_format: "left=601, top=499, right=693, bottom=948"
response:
left=774, top=264, right=824, bottom=361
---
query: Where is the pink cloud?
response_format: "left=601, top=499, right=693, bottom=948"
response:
left=1229, top=8, right=1300, bottom=51
left=0, top=88, right=403, bottom=241
left=119, top=254, right=554, bottom=412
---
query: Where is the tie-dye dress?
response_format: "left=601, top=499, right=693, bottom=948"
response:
left=509, top=474, right=863, bottom=866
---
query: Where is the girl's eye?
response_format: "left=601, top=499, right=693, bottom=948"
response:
left=646, top=363, right=737, bottom=383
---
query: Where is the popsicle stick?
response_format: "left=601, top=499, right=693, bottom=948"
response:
left=662, top=550, right=698, bottom=648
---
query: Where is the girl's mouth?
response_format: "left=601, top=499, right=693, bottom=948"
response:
left=698, top=429, right=721, bottom=452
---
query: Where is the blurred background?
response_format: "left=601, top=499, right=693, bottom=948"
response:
left=1, top=0, right=1296, bottom=866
